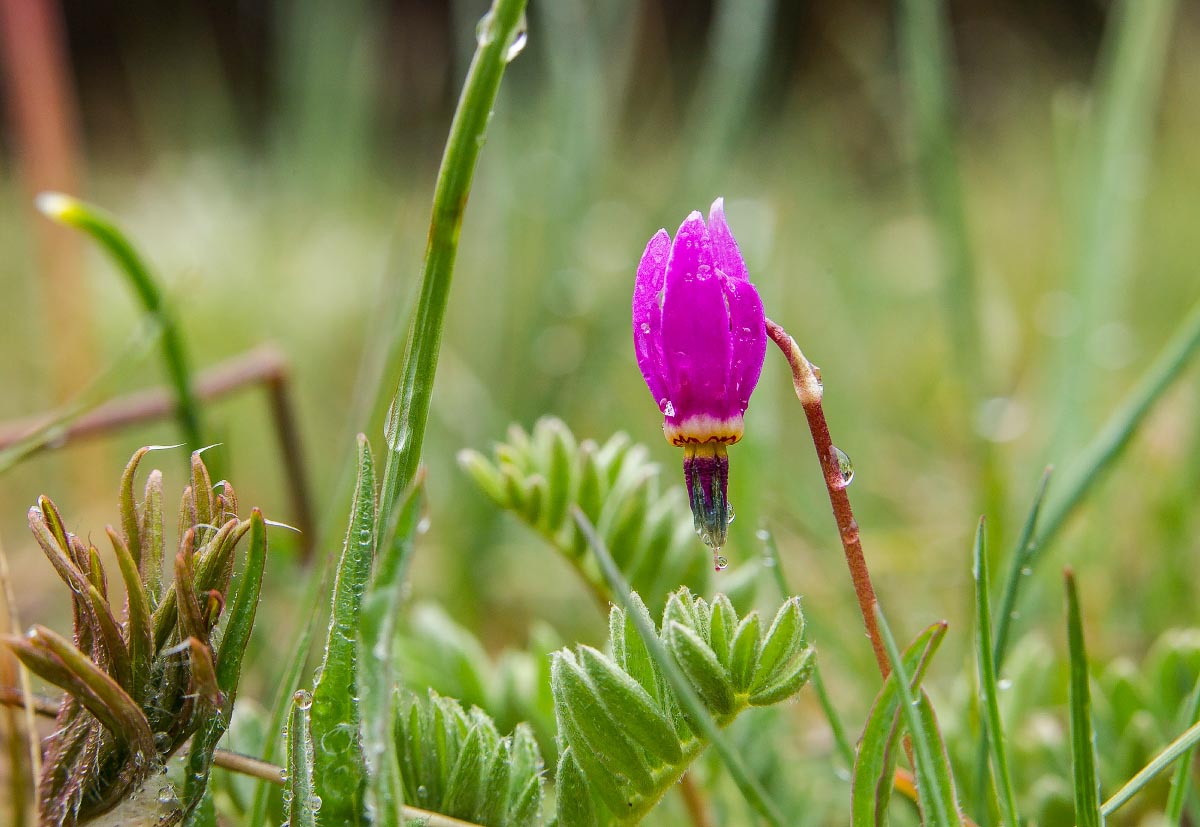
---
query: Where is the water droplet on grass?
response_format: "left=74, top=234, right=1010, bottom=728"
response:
left=293, top=690, right=312, bottom=710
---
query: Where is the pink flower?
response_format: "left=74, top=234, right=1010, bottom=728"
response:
left=632, top=198, right=767, bottom=555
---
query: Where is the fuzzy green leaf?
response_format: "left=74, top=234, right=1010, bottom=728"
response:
left=284, top=691, right=318, bottom=827
left=752, top=597, right=805, bottom=691
left=667, top=621, right=735, bottom=716
left=577, top=644, right=682, bottom=764
left=729, top=613, right=762, bottom=694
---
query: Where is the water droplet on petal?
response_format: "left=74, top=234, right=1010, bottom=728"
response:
left=663, top=400, right=676, bottom=417
left=726, top=503, right=736, bottom=525
left=640, top=322, right=651, bottom=335
left=831, top=446, right=854, bottom=486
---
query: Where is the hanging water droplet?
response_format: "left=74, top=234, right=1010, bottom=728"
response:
left=475, top=10, right=497, bottom=46
left=504, top=13, right=528, bottom=62
left=755, top=528, right=770, bottom=541
left=417, top=785, right=429, bottom=800
left=997, top=678, right=1013, bottom=691
left=663, top=400, right=676, bottom=417
left=157, top=786, right=177, bottom=805
left=1020, top=566, right=1033, bottom=576
left=831, top=446, right=854, bottom=486
left=714, top=553, right=728, bottom=571
left=809, top=362, right=823, bottom=388
left=726, top=503, right=736, bottom=525
left=293, top=689, right=312, bottom=710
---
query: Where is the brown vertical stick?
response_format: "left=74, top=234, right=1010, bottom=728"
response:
left=765, top=318, right=890, bottom=680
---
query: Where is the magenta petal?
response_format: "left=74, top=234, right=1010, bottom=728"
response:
left=632, top=229, right=671, bottom=411
left=661, top=212, right=733, bottom=421
left=724, top=275, right=767, bottom=413
left=708, top=197, right=748, bottom=282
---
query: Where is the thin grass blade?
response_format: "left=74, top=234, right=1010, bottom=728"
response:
left=1066, top=570, right=1104, bottom=827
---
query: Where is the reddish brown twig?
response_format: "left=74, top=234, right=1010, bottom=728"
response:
left=765, top=318, right=890, bottom=679
left=0, top=346, right=316, bottom=560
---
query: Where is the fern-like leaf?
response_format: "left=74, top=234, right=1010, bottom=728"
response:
left=551, top=588, right=814, bottom=825
left=459, top=418, right=757, bottom=615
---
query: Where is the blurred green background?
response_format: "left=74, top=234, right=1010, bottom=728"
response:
left=1, top=0, right=1199, bottom=818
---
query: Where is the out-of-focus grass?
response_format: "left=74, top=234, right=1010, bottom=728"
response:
left=1, top=2, right=1199, bottom=822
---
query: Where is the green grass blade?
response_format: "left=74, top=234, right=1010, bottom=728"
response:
left=360, top=476, right=426, bottom=827
left=991, top=467, right=1053, bottom=671
left=896, top=0, right=981, bottom=395
left=972, top=518, right=1019, bottom=827
left=1050, top=0, right=1179, bottom=448
left=872, top=605, right=959, bottom=827
left=1103, top=717, right=1200, bottom=818
left=760, top=526, right=854, bottom=769
left=1164, top=675, right=1200, bottom=824
left=572, top=507, right=790, bottom=827
left=284, top=690, right=319, bottom=827
left=996, top=299, right=1200, bottom=672
left=1065, top=570, right=1104, bottom=827
left=375, top=0, right=528, bottom=546
left=36, top=192, right=205, bottom=451
left=310, top=435, right=376, bottom=824
left=852, top=620, right=949, bottom=827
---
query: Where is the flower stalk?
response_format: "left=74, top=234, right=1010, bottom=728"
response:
left=765, top=318, right=890, bottom=679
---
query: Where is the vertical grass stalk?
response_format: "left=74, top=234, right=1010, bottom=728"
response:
left=375, top=0, right=529, bottom=545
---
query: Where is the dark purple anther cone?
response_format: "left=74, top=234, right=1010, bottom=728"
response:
left=683, top=442, right=731, bottom=551
left=632, top=198, right=765, bottom=561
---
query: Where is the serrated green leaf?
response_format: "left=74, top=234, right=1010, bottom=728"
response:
left=510, top=774, right=543, bottom=827
left=667, top=621, right=735, bottom=716
left=729, top=613, right=761, bottom=693
left=620, top=595, right=660, bottom=703
left=752, top=598, right=804, bottom=692
left=477, top=740, right=511, bottom=825
left=577, top=645, right=682, bottom=765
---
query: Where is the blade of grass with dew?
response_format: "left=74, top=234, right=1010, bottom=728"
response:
left=1050, top=0, right=1179, bottom=451
left=994, top=299, right=1200, bottom=674
left=284, top=690, right=318, bottom=827
left=1102, top=717, right=1200, bottom=818
left=1065, top=570, right=1103, bottom=827
left=35, top=192, right=205, bottom=451
left=360, top=474, right=426, bottom=827
left=572, top=507, right=790, bottom=827
left=760, top=525, right=854, bottom=769
left=873, top=604, right=959, bottom=827
left=852, top=620, right=948, bottom=827
left=0, top=318, right=162, bottom=474
left=309, top=436, right=376, bottom=825
left=972, top=518, right=1019, bottom=827
left=375, top=0, right=528, bottom=548
left=1164, top=674, right=1200, bottom=824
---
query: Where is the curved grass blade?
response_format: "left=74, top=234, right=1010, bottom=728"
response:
left=1065, top=570, right=1103, bottom=827
left=375, top=0, right=529, bottom=547
left=1103, top=717, right=1200, bottom=818
left=1164, top=674, right=1200, bottom=824
left=310, top=436, right=376, bottom=824
left=36, top=192, right=204, bottom=451
left=852, top=620, right=948, bottom=827
left=572, top=507, right=789, bottom=827
left=872, top=604, right=959, bottom=827
left=972, top=519, right=1019, bottom=827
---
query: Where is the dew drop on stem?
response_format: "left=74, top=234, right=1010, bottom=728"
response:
left=831, top=446, right=854, bottom=486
